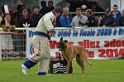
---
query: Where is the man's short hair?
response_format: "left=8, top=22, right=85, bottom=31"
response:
left=76, top=7, right=82, bottom=11
left=63, top=7, right=69, bottom=11
left=113, top=5, right=118, bottom=7
left=86, top=9, right=92, bottom=14
left=48, top=1, right=53, bottom=5
left=105, top=8, right=111, bottom=13
left=41, top=1, right=46, bottom=4
left=32, top=6, right=39, bottom=10
left=22, top=8, right=28, bottom=13
left=54, top=6, right=62, bottom=13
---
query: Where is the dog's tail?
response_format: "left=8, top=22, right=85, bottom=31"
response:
left=85, top=53, right=93, bottom=66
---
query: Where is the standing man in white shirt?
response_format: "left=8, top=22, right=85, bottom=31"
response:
left=71, top=7, right=87, bottom=28
left=21, top=6, right=62, bottom=76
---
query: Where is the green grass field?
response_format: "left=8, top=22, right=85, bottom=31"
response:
left=0, top=59, right=124, bottom=82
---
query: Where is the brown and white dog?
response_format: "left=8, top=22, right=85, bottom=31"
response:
left=58, top=37, right=92, bottom=74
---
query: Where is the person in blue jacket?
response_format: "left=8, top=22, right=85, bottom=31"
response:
left=112, top=5, right=122, bottom=26
left=59, top=7, right=72, bottom=27
left=40, top=1, right=50, bottom=16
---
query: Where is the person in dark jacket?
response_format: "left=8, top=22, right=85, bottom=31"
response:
left=31, top=6, right=42, bottom=27
left=14, top=4, right=23, bottom=25
left=18, top=8, right=34, bottom=27
left=14, top=5, right=32, bottom=25
left=100, top=9, right=116, bottom=27
left=91, top=2, right=104, bottom=16
left=119, top=10, right=124, bottom=26
left=85, top=9, right=96, bottom=27
left=48, top=1, right=54, bottom=11
left=112, top=5, right=122, bottom=26
left=17, top=8, right=34, bottom=56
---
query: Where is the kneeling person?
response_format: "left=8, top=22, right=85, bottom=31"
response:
left=21, top=6, right=62, bottom=75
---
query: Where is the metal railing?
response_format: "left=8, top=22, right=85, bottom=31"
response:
left=0, top=28, right=26, bottom=60
left=69, top=12, right=105, bottom=17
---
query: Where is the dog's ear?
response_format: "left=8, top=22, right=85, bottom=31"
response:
left=60, top=37, right=63, bottom=41
left=64, top=40, right=68, bottom=43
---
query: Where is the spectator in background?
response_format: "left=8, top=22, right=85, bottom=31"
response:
left=18, top=8, right=34, bottom=27
left=20, top=5, right=32, bottom=16
left=48, top=1, right=54, bottom=11
left=100, top=9, right=115, bottom=27
left=112, top=5, right=122, bottom=26
left=17, top=8, right=34, bottom=57
left=91, top=3, right=104, bottom=12
left=31, top=6, right=42, bottom=27
left=119, top=10, right=124, bottom=26
left=91, top=2, right=104, bottom=16
left=13, top=4, right=24, bottom=54
left=40, top=1, right=50, bottom=15
left=71, top=7, right=87, bottom=28
left=15, top=5, right=32, bottom=25
left=85, top=9, right=96, bottom=27
left=2, top=5, right=15, bottom=21
left=14, top=4, right=25, bottom=25
left=8, top=4, right=15, bottom=21
left=1, top=14, right=16, bottom=59
left=59, top=7, right=72, bottom=27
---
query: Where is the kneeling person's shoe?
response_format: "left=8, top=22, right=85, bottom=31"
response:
left=21, top=64, right=27, bottom=75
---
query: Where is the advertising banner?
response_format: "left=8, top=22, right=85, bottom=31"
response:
left=26, top=27, right=124, bottom=59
